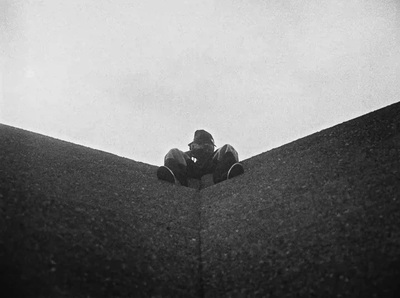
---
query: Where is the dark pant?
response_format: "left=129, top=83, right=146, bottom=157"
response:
left=164, top=144, right=239, bottom=186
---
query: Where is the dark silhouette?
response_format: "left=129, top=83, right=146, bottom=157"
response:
left=157, top=129, right=244, bottom=186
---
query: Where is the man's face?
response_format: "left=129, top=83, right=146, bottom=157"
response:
left=190, top=143, right=214, bottom=160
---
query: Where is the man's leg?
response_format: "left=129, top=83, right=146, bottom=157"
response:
left=212, top=144, right=243, bottom=183
left=157, top=148, right=190, bottom=186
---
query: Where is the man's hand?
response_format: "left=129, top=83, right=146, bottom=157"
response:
left=189, top=143, right=214, bottom=160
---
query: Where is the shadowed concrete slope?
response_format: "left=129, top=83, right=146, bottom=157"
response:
left=1, top=102, right=400, bottom=297
left=201, top=102, right=400, bottom=297
left=0, top=125, right=201, bottom=297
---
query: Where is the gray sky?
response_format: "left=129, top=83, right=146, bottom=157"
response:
left=1, top=0, right=399, bottom=165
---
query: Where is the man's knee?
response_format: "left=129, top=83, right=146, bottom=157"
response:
left=218, top=144, right=238, bottom=161
left=165, top=148, right=188, bottom=165
left=166, top=148, right=182, bottom=155
left=220, top=144, right=234, bottom=152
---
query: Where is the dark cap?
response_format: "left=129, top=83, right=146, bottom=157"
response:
left=188, top=129, right=215, bottom=147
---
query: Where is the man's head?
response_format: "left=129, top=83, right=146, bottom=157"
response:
left=188, top=129, right=215, bottom=160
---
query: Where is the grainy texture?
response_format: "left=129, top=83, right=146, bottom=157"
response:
left=201, top=102, right=400, bottom=297
left=0, top=125, right=201, bottom=297
left=1, top=102, right=400, bottom=297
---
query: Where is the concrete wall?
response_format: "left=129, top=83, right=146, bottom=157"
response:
left=1, top=101, right=400, bottom=297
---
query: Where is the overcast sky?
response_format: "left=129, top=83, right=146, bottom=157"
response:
left=1, top=0, right=399, bottom=166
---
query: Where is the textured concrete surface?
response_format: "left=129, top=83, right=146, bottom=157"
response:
left=201, top=102, right=400, bottom=297
left=0, top=125, right=201, bottom=297
left=1, top=102, right=400, bottom=297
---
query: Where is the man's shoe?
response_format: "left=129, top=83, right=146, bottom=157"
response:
left=227, top=162, right=244, bottom=179
left=164, top=158, right=189, bottom=187
left=213, top=151, right=237, bottom=184
left=157, top=166, right=176, bottom=184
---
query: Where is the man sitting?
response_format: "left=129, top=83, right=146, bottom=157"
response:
left=157, top=129, right=244, bottom=187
